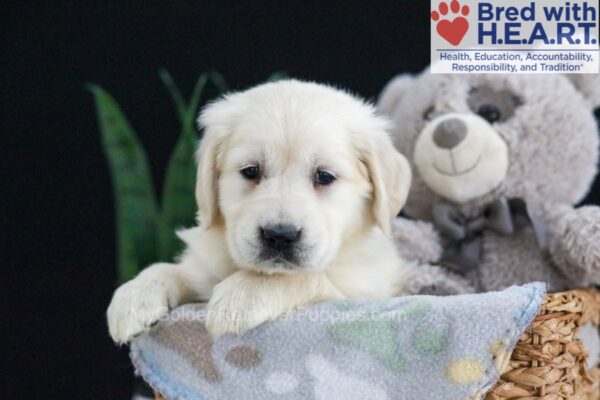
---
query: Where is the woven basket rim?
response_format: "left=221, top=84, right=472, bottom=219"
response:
left=487, top=288, right=600, bottom=400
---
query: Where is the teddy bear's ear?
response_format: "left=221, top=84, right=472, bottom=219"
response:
left=566, top=75, right=600, bottom=109
left=377, top=74, right=415, bottom=116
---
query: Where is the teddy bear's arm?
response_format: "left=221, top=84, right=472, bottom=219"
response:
left=546, top=205, right=600, bottom=286
left=391, top=217, right=476, bottom=295
left=402, top=262, right=476, bottom=295
left=391, top=217, right=443, bottom=265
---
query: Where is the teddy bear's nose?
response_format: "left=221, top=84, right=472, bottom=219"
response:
left=433, top=119, right=467, bottom=149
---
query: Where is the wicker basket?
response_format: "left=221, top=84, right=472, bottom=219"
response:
left=487, top=289, right=600, bottom=400
left=154, top=289, right=600, bottom=400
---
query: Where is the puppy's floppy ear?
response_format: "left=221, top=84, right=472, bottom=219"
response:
left=358, top=117, right=412, bottom=236
left=195, top=96, right=239, bottom=228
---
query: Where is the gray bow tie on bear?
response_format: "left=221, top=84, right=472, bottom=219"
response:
left=432, top=198, right=548, bottom=274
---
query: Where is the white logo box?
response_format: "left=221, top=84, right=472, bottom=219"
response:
left=430, top=0, right=600, bottom=74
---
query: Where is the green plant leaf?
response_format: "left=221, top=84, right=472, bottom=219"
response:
left=266, top=71, right=288, bottom=82
left=88, top=84, right=159, bottom=283
left=159, top=71, right=207, bottom=134
left=158, top=73, right=207, bottom=261
left=159, top=69, right=187, bottom=124
left=208, top=69, right=230, bottom=93
left=158, top=128, right=198, bottom=260
left=184, top=73, right=208, bottom=132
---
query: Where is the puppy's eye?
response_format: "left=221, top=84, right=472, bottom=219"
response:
left=315, top=170, right=336, bottom=185
left=477, top=104, right=501, bottom=123
left=240, top=165, right=260, bottom=181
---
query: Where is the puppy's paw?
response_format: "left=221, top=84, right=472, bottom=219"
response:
left=205, top=303, right=270, bottom=337
left=107, top=279, right=173, bottom=344
left=204, top=270, right=341, bottom=337
left=205, top=277, right=273, bottom=337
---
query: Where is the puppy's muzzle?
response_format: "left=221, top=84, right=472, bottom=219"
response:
left=260, top=224, right=301, bottom=251
left=259, top=224, right=302, bottom=264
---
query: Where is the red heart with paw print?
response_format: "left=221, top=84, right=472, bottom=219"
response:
left=436, top=17, right=468, bottom=46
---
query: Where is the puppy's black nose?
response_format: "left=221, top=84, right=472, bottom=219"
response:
left=433, top=118, right=467, bottom=149
left=260, top=224, right=301, bottom=251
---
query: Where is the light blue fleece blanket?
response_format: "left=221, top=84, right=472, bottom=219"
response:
left=130, top=283, right=546, bottom=400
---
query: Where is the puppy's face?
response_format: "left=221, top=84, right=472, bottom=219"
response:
left=196, top=81, right=411, bottom=274
left=219, top=117, right=371, bottom=273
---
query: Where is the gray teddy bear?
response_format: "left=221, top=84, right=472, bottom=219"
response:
left=379, top=70, right=600, bottom=295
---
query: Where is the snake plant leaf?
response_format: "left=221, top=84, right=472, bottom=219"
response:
left=266, top=71, right=288, bottom=82
left=117, top=222, right=141, bottom=284
left=208, top=70, right=230, bottom=93
left=159, top=69, right=187, bottom=124
left=184, top=73, right=208, bottom=132
left=158, top=129, right=198, bottom=260
left=88, top=84, right=159, bottom=283
left=158, top=74, right=207, bottom=261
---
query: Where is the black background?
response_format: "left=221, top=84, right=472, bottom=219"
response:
left=2, top=1, right=598, bottom=399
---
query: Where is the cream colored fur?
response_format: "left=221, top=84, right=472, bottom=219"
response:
left=107, top=80, right=412, bottom=343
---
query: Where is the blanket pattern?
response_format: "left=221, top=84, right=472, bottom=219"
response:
left=130, top=283, right=546, bottom=400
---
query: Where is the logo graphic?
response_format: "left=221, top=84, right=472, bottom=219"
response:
left=430, top=0, right=599, bottom=74
left=431, top=0, right=471, bottom=46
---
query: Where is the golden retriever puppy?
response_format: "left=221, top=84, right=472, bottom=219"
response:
left=107, top=80, right=412, bottom=342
